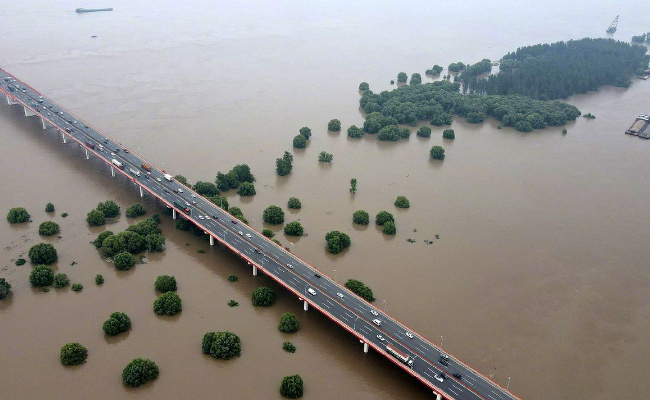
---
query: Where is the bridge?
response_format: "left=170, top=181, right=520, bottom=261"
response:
left=0, top=67, right=521, bottom=400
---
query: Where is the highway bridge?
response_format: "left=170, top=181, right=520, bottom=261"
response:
left=0, top=67, right=521, bottom=400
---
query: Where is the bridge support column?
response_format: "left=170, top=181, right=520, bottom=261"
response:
left=433, top=392, right=441, bottom=400
left=303, top=300, right=308, bottom=311
left=209, top=236, right=214, bottom=246
left=23, top=106, right=35, bottom=116
left=6, top=95, right=17, bottom=105
left=172, top=209, right=177, bottom=220
left=139, top=185, right=143, bottom=197
left=363, top=342, right=369, bottom=353
left=111, top=166, right=115, bottom=177
left=252, top=265, right=258, bottom=276
left=41, top=117, right=47, bottom=129
left=85, top=148, right=89, bottom=159
left=61, top=131, right=66, bottom=143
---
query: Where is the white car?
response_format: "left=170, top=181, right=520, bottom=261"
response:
left=433, top=374, right=444, bottom=383
left=191, top=194, right=196, bottom=198
left=204, top=216, right=210, bottom=220
left=177, top=188, right=183, bottom=193
left=376, top=334, right=385, bottom=341
left=336, top=292, right=344, bottom=298
left=156, top=178, right=162, bottom=182
left=287, top=264, right=294, bottom=269
left=198, top=215, right=204, bottom=220
left=238, top=231, right=243, bottom=236
left=370, top=309, right=379, bottom=316
left=185, top=202, right=190, bottom=206
left=245, top=233, right=252, bottom=238
left=405, top=331, right=414, bottom=338
left=372, top=319, right=382, bottom=326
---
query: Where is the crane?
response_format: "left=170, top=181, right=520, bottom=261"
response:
left=606, top=15, right=618, bottom=33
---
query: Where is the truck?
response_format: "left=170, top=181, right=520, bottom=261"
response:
left=111, top=159, right=124, bottom=170
left=129, top=168, right=141, bottom=177
left=385, top=344, right=414, bottom=368
left=163, top=173, right=173, bottom=181
left=141, top=163, right=152, bottom=172
left=173, top=201, right=191, bottom=214
left=84, top=141, right=95, bottom=149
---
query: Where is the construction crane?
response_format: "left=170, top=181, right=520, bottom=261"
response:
left=606, top=15, right=618, bottom=33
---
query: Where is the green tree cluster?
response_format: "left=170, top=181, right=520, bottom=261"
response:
left=328, top=119, right=341, bottom=131
left=122, top=358, right=159, bottom=387
left=125, top=204, right=146, bottom=218
left=7, top=207, right=30, bottom=224
left=430, top=146, right=445, bottom=160
left=394, top=196, right=410, bottom=208
left=377, top=125, right=409, bottom=141
left=280, top=374, right=304, bottom=399
left=383, top=221, right=397, bottom=235
left=86, top=209, right=105, bottom=227
left=103, top=312, right=131, bottom=336
left=53, top=273, right=70, bottom=288
left=0, top=278, right=11, bottom=300
left=284, top=221, right=304, bottom=236
left=113, top=251, right=136, bottom=271
left=299, top=127, right=312, bottom=139
left=293, top=135, right=307, bottom=149
left=448, top=62, right=466, bottom=72
left=458, top=59, right=492, bottom=92
left=262, top=229, right=274, bottom=238
left=410, top=73, right=422, bottom=85
left=325, top=231, right=351, bottom=254
left=28, top=243, right=58, bottom=265
left=193, top=181, right=219, bottom=197
left=29, top=265, right=54, bottom=287
left=60, top=343, right=88, bottom=366
left=206, top=195, right=229, bottom=211
left=287, top=197, right=301, bottom=209
left=350, top=178, right=357, bottom=194
left=252, top=287, right=275, bottom=307
left=283, top=342, right=296, bottom=353
left=375, top=211, right=394, bottom=226
left=397, top=72, right=408, bottom=83
left=352, top=210, right=369, bottom=225
left=174, top=175, right=189, bottom=186
left=278, top=312, right=299, bottom=333
left=426, top=65, right=443, bottom=75
left=318, top=151, right=333, bottom=162
left=202, top=331, right=242, bottom=360
left=344, top=279, right=375, bottom=302
left=97, top=200, right=120, bottom=218
left=417, top=126, right=431, bottom=138
left=155, top=275, right=177, bottom=292
left=215, top=164, right=255, bottom=192
left=39, top=221, right=60, bottom=236
left=347, top=125, right=363, bottom=138
left=276, top=151, right=294, bottom=176
left=359, top=82, right=370, bottom=91
left=263, top=205, right=285, bottom=225
left=237, top=182, right=256, bottom=196
left=153, top=292, right=182, bottom=316
left=229, top=207, right=248, bottom=223
left=95, top=274, right=104, bottom=285
left=45, top=203, right=55, bottom=213
left=443, top=129, right=455, bottom=139
left=95, top=216, right=164, bottom=257
left=71, top=283, right=83, bottom=291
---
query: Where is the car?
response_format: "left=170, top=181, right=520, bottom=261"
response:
left=452, top=373, right=462, bottom=380
left=191, top=194, right=196, bottom=198
left=307, top=288, right=317, bottom=296
left=163, top=189, right=170, bottom=193
left=433, top=374, right=444, bottom=383
left=64, top=127, right=70, bottom=132
left=370, top=309, right=379, bottom=316
left=84, top=125, right=89, bottom=128
left=314, top=273, right=321, bottom=278
left=254, top=249, right=261, bottom=254
left=192, top=201, right=197, bottom=205
left=115, top=148, right=120, bottom=152
left=104, top=138, right=108, bottom=143
left=123, top=148, right=129, bottom=153
left=144, top=175, right=149, bottom=179
left=67, top=120, right=72, bottom=123
left=336, top=292, right=344, bottom=298
left=376, top=334, right=385, bottom=341
left=439, top=353, right=449, bottom=360
left=245, top=233, right=251, bottom=238
left=438, top=359, right=449, bottom=366
left=177, top=188, right=183, bottom=193
left=59, top=112, right=64, bottom=115
left=110, top=152, right=116, bottom=156
left=372, top=319, right=382, bottom=326
left=156, top=177, right=162, bottom=182
left=72, top=120, right=77, bottom=124
left=287, top=264, right=294, bottom=269
left=405, top=331, right=414, bottom=339
left=205, top=216, right=210, bottom=220
left=185, top=202, right=190, bottom=206
left=198, top=215, right=204, bottom=220
left=238, top=231, right=243, bottom=236
left=212, top=215, right=218, bottom=219
left=231, top=220, right=237, bottom=224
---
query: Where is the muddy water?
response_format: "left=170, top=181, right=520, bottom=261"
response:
left=1, top=1, right=650, bottom=399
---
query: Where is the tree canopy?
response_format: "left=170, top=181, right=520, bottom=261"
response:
left=60, top=343, right=88, bottom=366
left=430, top=146, right=445, bottom=160
left=0, top=278, right=12, bottom=300
left=318, top=151, right=333, bottom=162
left=375, top=211, right=394, bottom=226
left=193, top=181, right=219, bottom=197
left=237, top=182, right=256, bottom=196
left=29, top=265, right=54, bottom=287
left=125, top=204, right=146, bottom=218
left=113, top=251, right=136, bottom=271
left=216, top=164, right=255, bottom=191
left=86, top=209, right=105, bottom=226
left=293, top=135, right=307, bottom=149
left=122, top=358, right=159, bottom=387
left=276, top=151, right=294, bottom=176
left=7, top=207, right=30, bottom=223
left=325, top=231, right=351, bottom=254
left=252, top=287, right=275, bottom=307
left=45, top=203, right=55, bottom=213
left=397, top=72, right=408, bottom=83
left=280, top=375, right=304, bottom=399
left=284, top=221, right=304, bottom=236
left=328, top=119, right=341, bottom=131
left=347, top=125, right=363, bottom=138
left=39, top=221, right=60, bottom=236
left=103, top=312, right=132, bottom=336
left=288, top=197, right=302, bottom=209
left=417, top=126, right=431, bottom=138
left=155, top=275, right=177, bottom=292
left=97, top=200, right=120, bottom=218
left=352, top=210, right=369, bottom=225
left=299, top=127, right=312, bottom=139
left=443, top=129, right=455, bottom=139
left=383, top=221, right=397, bottom=235
left=394, top=196, right=410, bottom=208
left=345, top=279, right=375, bottom=302
left=28, top=243, right=58, bottom=265
left=202, top=331, right=242, bottom=360
left=278, top=312, right=299, bottom=333
left=154, top=292, right=182, bottom=316
left=263, top=205, right=285, bottom=225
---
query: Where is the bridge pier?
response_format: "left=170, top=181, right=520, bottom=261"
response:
left=85, top=148, right=89, bottom=159
left=172, top=209, right=177, bottom=220
left=139, top=185, right=143, bottom=197
left=252, top=264, right=258, bottom=276
left=61, top=131, right=66, bottom=143
left=303, top=300, right=309, bottom=311
left=6, top=95, right=17, bottom=105
left=433, top=392, right=442, bottom=400
left=23, top=106, right=35, bottom=116
left=41, top=117, right=48, bottom=129
left=111, top=166, right=115, bottom=177
left=363, top=342, right=369, bottom=353
left=209, top=236, right=214, bottom=246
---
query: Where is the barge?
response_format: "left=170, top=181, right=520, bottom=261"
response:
left=625, top=114, right=650, bottom=139
left=75, top=8, right=113, bottom=13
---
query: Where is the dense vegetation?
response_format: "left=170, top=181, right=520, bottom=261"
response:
left=359, top=82, right=370, bottom=91
left=71, top=283, right=83, bottom=292
left=193, top=181, right=219, bottom=197
left=45, top=203, right=55, bottom=213
left=174, top=175, right=189, bottom=186
left=237, top=182, right=256, bottom=196
left=325, top=231, right=351, bottom=254
left=263, top=205, right=285, bottom=225
left=7, top=207, right=30, bottom=224
left=215, top=164, right=255, bottom=192
left=280, top=374, right=304, bottom=399
left=278, top=312, right=299, bottom=333
left=328, top=119, right=341, bottom=131
left=443, top=129, right=455, bottom=139
left=97, top=200, right=120, bottom=218
left=410, top=73, right=422, bottom=85
left=394, top=196, right=410, bottom=208
left=29, top=265, right=54, bottom=287
left=430, top=146, right=445, bottom=160
left=0, top=278, right=11, bottom=300
left=383, top=221, right=397, bottom=235
left=397, top=72, right=408, bottom=83
left=284, top=221, right=304, bottom=236
left=155, top=275, right=177, bottom=292
left=287, top=197, right=302, bottom=209
left=28, top=243, right=58, bottom=265
left=352, top=210, right=369, bottom=225
left=60, top=343, right=88, bottom=366
left=417, top=126, right=431, bottom=138
left=154, top=292, right=182, bottom=316
left=113, top=251, right=136, bottom=271
left=350, top=178, right=357, bottom=193
left=293, top=135, right=307, bottom=149
left=122, top=358, right=159, bottom=387
left=347, top=125, right=363, bottom=138
left=86, top=209, right=105, bottom=226
left=276, top=151, right=294, bottom=176
left=229, top=207, right=248, bottom=223
left=206, top=194, right=229, bottom=210
left=345, top=279, right=375, bottom=302
left=103, top=312, right=132, bottom=336
left=299, top=127, right=312, bottom=139
left=283, top=341, right=296, bottom=353
left=252, top=287, right=275, bottom=307
left=375, top=211, right=394, bottom=226
left=202, top=331, right=242, bottom=360
left=39, top=221, right=60, bottom=236
left=95, top=274, right=104, bottom=285
left=318, top=151, right=333, bottom=162
left=95, top=216, right=164, bottom=257
left=426, top=65, right=443, bottom=75
left=125, top=204, right=146, bottom=218
left=467, top=38, right=649, bottom=99
left=53, top=273, right=70, bottom=288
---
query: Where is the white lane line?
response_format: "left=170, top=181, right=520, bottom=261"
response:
left=491, top=390, right=504, bottom=399
left=340, top=315, right=350, bottom=322
left=321, top=302, right=330, bottom=309
left=487, top=395, right=497, bottom=400
left=422, top=370, right=435, bottom=380
left=452, top=384, right=463, bottom=391
left=448, top=388, right=460, bottom=396
left=466, top=375, right=477, bottom=382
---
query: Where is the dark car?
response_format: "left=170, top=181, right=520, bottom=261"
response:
left=314, top=273, right=321, bottom=278
left=452, top=373, right=462, bottom=380
left=438, top=359, right=449, bottom=366
left=231, top=220, right=237, bottom=224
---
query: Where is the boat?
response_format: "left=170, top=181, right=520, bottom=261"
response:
left=625, top=114, right=650, bottom=136
left=91, top=35, right=97, bottom=38
left=75, top=8, right=113, bottom=13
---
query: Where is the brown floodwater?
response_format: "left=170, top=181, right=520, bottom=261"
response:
left=1, top=1, right=650, bottom=399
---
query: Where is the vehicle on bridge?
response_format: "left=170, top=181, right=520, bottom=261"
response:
left=141, top=163, right=152, bottom=172
left=173, top=201, right=191, bottom=214
left=129, top=168, right=141, bottom=177
left=163, top=173, right=173, bottom=181
left=84, top=141, right=95, bottom=149
left=111, top=159, right=124, bottom=170
left=386, top=343, right=414, bottom=368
